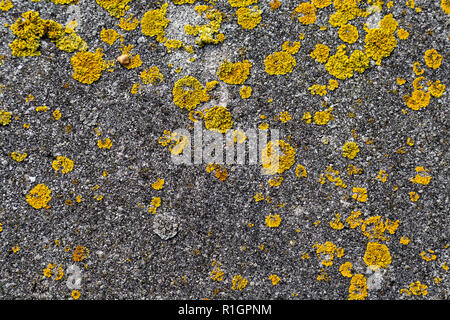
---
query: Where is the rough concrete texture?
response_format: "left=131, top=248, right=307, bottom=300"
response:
left=0, top=0, right=448, bottom=300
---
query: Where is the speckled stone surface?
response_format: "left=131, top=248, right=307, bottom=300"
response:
left=0, top=0, right=448, bottom=300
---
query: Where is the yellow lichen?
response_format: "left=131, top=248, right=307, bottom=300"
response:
left=313, top=107, right=334, bottom=125
left=96, top=0, right=132, bottom=18
left=172, top=76, right=210, bottom=110
left=309, top=84, right=327, bottom=96
left=330, top=213, right=344, bottom=230
left=239, top=85, right=252, bottom=99
left=427, top=80, right=446, bottom=98
left=141, top=3, right=170, bottom=43
left=442, top=0, right=450, bottom=14
left=265, top=214, right=281, bottom=228
left=312, top=0, right=331, bottom=8
left=400, top=236, right=410, bottom=245
left=0, top=0, right=13, bottom=11
left=311, top=44, right=330, bottom=63
left=184, top=7, right=225, bottom=47
left=363, top=242, right=392, bottom=270
left=231, top=274, right=248, bottom=290
left=420, top=250, right=437, bottom=262
left=410, top=166, right=431, bottom=185
left=282, top=41, right=301, bottom=55
left=11, top=151, right=28, bottom=162
left=261, top=140, right=296, bottom=175
left=119, top=44, right=142, bottom=70
left=409, top=281, right=428, bottom=296
left=26, top=183, right=52, bottom=209
left=97, top=138, right=112, bottom=149
left=364, top=15, right=398, bottom=65
left=339, top=24, right=359, bottom=43
left=100, top=28, right=120, bottom=45
left=424, top=49, right=442, bottom=70
left=349, top=50, right=370, bottom=73
left=313, top=241, right=343, bottom=267
left=295, top=164, right=307, bottom=178
left=204, top=106, right=233, bottom=133
left=409, top=191, right=419, bottom=202
left=268, top=274, right=281, bottom=285
left=268, top=176, right=283, bottom=187
left=118, top=14, right=140, bottom=31
left=346, top=210, right=363, bottom=228
left=327, top=79, right=339, bottom=91
left=9, top=11, right=86, bottom=56
left=236, top=6, right=262, bottom=30
left=228, top=0, right=257, bottom=7
left=52, top=109, right=62, bottom=120
left=342, top=141, right=359, bottom=159
left=348, top=274, right=368, bottom=300
left=164, top=39, right=183, bottom=52
left=264, top=51, right=296, bottom=75
left=217, top=60, right=252, bottom=85
left=325, top=45, right=353, bottom=79
left=404, top=90, right=431, bottom=110
left=71, top=49, right=106, bottom=84
left=295, top=2, right=317, bottom=25
left=0, top=110, right=12, bottom=126
left=206, top=164, right=229, bottom=181
left=340, top=262, right=353, bottom=278
left=352, top=187, right=367, bottom=202
left=140, top=67, right=164, bottom=85
left=52, top=156, right=74, bottom=174
left=397, top=28, right=409, bottom=40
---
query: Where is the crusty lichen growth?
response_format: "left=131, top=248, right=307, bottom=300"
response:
left=342, top=141, right=360, bottom=159
left=236, top=6, right=262, bottom=30
left=348, top=274, right=368, bottom=300
left=10, top=151, right=28, bottom=162
left=0, top=109, right=12, bottom=125
left=228, top=0, right=257, bottom=7
left=363, top=242, right=392, bottom=270
left=261, top=140, right=296, bottom=175
left=311, top=44, right=330, bottom=63
left=100, top=28, right=120, bottom=45
left=364, top=14, right=398, bottom=65
left=442, top=0, right=450, bottom=14
left=294, top=2, right=317, bottom=25
left=96, top=0, right=132, bottom=18
left=0, top=0, right=13, bottom=11
left=98, top=138, right=113, bottom=149
left=184, top=7, right=225, bottom=47
left=217, top=60, right=252, bottom=85
left=141, top=3, right=170, bottom=43
left=9, top=11, right=87, bottom=57
left=140, top=67, right=163, bottom=85
left=265, top=214, right=281, bottom=228
left=339, top=24, right=359, bottom=44
left=314, top=107, right=334, bottom=125
left=118, top=14, right=140, bottom=31
left=71, top=49, right=106, bottom=84
left=52, top=156, right=74, bottom=174
left=410, top=166, right=431, bottom=185
left=313, top=241, right=344, bottom=267
left=264, top=51, right=296, bottom=75
left=424, top=49, right=443, bottom=70
left=172, top=76, right=212, bottom=111
left=204, top=106, right=233, bottom=133
left=26, top=183, right=52, bottom=209
left=239, top=85, right=252, bottom=99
